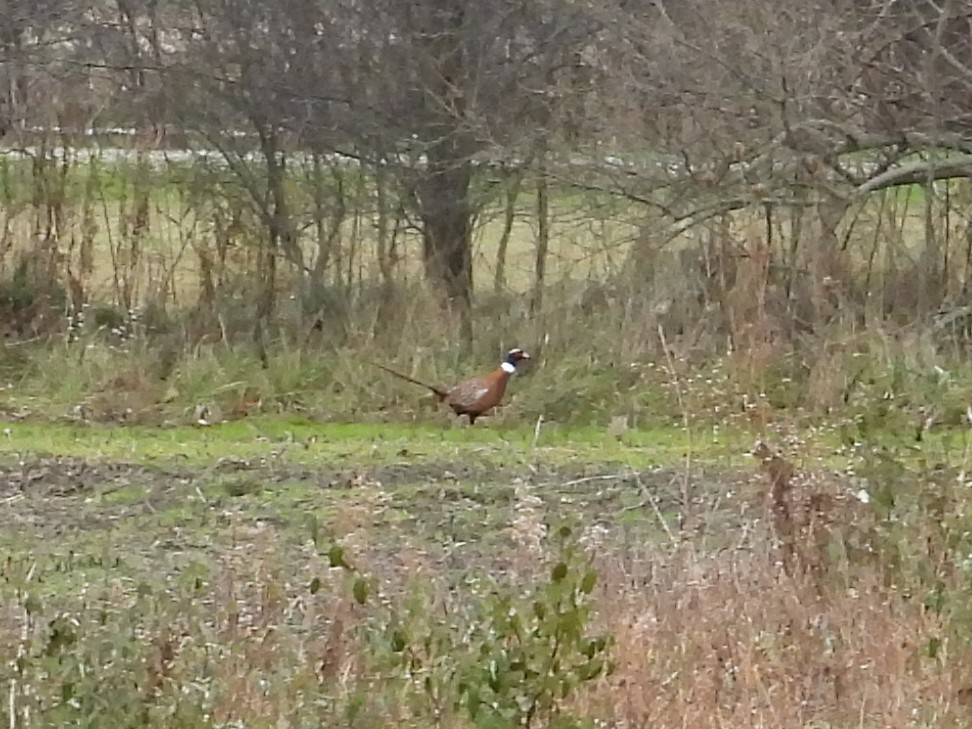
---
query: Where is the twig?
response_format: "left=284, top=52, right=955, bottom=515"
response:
left=547, top=473, right=632, bottom=489
left=8, top=671, right=15, bottom=729
left=657, top=324, right=692, bottom=531
left=618, top=471, right=680, bottom=544
left=633, top=472, right=678, bottom=545
left=9, top=561, right=37, bottom=729
left=532, top=414, right=544, bottom=448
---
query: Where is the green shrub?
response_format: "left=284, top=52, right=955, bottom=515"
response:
left=323, top=522, right=613, bottom=729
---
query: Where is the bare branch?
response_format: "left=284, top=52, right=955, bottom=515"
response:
left=854, top=154, right=972, bottom=196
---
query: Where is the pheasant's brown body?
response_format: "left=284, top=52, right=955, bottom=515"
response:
left=369, top=349, right=530, bottom=424
left=442, top=370, right=511, bottom=420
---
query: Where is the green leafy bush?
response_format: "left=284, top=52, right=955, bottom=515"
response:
left=323, top=522, right=613, bottom=729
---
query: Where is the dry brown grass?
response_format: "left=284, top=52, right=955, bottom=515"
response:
left=590, top=547, right=953, bottom=729
left=130, top=513, right=966, bottom=728
left=546, top=458, right=953, bottom=728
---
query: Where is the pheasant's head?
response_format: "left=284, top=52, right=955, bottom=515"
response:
left=501, top=347, right=531, bottom=373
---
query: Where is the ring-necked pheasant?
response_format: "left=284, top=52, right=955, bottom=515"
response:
left=369, top=348, right=531, bottom=424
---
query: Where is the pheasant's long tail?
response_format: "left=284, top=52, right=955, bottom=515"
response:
left=366, top=361, right=450, bottom=401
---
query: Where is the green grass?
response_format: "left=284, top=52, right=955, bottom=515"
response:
left=0, top=417, right=752, bottom=468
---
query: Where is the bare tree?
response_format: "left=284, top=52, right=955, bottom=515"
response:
left=68, top=0, right=601, bottom=345
left=325, top=0, right=602, bottom=343
left=549, top=0, right=972, bottom=349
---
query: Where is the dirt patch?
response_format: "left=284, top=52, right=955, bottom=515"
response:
left=0, top=455, right=452, bottom=498
left=0, top=453, right=752, bottom=559
left=0, top=453, right=721, bottom=506
left=0, top=451, right=765, bottom=613
left=0, top=455, right=192, bottom=497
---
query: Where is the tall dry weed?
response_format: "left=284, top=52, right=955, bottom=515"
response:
left=587, top=543, right=952, bottom=728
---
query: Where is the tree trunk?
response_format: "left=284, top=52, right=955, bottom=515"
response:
left=411, top=0, right=475, bottom=347
left=416, top=141, right=475, bottom=346
left=530, top=156, right=550, bottom=318
left=494, top=170, right=524, bottom=293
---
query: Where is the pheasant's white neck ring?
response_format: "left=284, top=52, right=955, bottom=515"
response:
left=500, top=361, right=516, bottom=374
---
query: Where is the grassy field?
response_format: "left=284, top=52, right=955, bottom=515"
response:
left=3, top=411, right=972, bottom=728
left=0, top=419, right=718, bottom=574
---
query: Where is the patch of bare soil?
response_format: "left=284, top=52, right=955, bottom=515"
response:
left=0, top=453, right=751, bottom=558
left=0, top=455, right=192, bottom=497
left=0, top=452, right=769, bottom=612
left=0, top=453, right=721, bottom=503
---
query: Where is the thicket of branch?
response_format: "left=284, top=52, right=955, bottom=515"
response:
left=0, top=0, right=971, bottom=355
